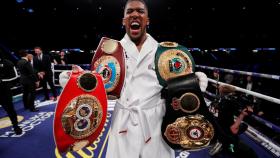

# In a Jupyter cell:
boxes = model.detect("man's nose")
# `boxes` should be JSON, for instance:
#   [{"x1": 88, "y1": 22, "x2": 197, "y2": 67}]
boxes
[{"x1": 131, "y1": 10, "x2": 140, "y2": 17}]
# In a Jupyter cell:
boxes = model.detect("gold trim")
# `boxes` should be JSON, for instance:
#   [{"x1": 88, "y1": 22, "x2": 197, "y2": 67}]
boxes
[
  {"x1": 160, "y1": 41, "x2": 178, "y2": 47},
  {"x1": 101, "y1": 39, "x2": 118, "y2": 54}
]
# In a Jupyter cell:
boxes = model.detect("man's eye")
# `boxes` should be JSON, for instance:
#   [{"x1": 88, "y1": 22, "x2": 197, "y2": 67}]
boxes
[
  {"x1": 138, "y1": 9, "x2": 145, "y2": 13},
  {"x1": 126, "y1": 9, "x2": 133, "y2": 14}
]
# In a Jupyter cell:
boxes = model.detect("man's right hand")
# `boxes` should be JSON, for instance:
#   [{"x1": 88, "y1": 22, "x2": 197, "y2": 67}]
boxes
[
  {"x1": 72, "y1": 65, "x2": 84, "y2": 73},
  {"x1": 38, "y1": 72, "x2": 45, "y2": 79},
  {"x1": 241, "y1": 106, "x2": 253, "y2": 116},
  {"x1": 35, "y1": 81, "x2": 40, "y2": 88},
  {"x1": 59, "y1": 65, "x2": 85, "y2": 88},
  {"x1": 59, "y1": 71, "x2": 71, "y2": 88}
]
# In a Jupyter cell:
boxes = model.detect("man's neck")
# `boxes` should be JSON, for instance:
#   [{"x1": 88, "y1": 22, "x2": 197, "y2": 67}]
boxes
[{"x1": 133, "y1": 34, "x2": 147, "y2": 52}]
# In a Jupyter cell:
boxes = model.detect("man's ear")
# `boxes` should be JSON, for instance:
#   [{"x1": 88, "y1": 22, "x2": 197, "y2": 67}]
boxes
[
  {"x1": 122, "y1": 18, "x2": 126, "y2": 26},
  {"x1": 147, "y1": 18, "x2": 150, "y2": 26}
]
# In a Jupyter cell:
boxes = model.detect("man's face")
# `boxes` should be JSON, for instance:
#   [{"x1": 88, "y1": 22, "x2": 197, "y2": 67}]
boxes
[
  {"x1": 34, "y1": 48, "x2": 42, "y2": 56},
  {"x1": 123, "y1": 1, "x2": 149, "y2": 42},
  {"x1": 246, "y1": 76, "x2": 252, "y2": 82},
  {"x1": 27, "y1": 54, "x2": 33, "y2": 61},
  {"x1": 60, "y1": 51, "x2": 65, "y2": 56},
  {"x1": 213, "y1": 72, "x2": 219, "y2": 78}
]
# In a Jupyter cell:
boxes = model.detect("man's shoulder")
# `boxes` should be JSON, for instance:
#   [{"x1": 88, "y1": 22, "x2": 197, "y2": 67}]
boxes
[
  {"x1": 17, "y1": 59, "x2": 26, "y2": 64},
  {"x1": 3, "y1": 59, "x2": 14, "y2": 67}
]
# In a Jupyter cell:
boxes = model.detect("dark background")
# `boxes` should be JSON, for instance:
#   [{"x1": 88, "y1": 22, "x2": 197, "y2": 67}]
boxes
[{"x1": 2, "y1": 0, "x2": 279, "y2": 50}]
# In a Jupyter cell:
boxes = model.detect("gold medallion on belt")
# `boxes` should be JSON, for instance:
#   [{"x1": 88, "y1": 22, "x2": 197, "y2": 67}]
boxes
[
  {"x1": 61, "y1": 94, "x2": 103, "y2": 139},
  {"x1": 94, "y1": 56, "x2": 121, "y2": 92},
  {"x1": 101, "y1": 39, "x2": 118, "y2": 54},
  {"x1": 164, "y1": 114, "x2": 214, "y2": 150},
  {"x1": 158, "y1": 49, "x2": 193, "y2": 81}
]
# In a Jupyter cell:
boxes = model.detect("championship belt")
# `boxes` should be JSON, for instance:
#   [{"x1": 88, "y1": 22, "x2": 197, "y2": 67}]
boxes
[
  {"x1": 161, "y1": 73, "x2": 215, "y2": 150},
  {"x1": 156, "y1": 42, "x2": 215, "y2": 150},
  {"x1": 54, "y1": 71, "x2": 107, "y2": 153},
  {"x1": 155, "y1": 41, "x2": 195, "y2": 87},
  {"x1": 91, "y1": 37, "x2": 125, "y2": 98}
]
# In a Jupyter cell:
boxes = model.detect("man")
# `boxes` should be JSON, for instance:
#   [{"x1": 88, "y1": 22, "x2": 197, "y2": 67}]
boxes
[
  {"x1": 105, "y1": 0, "x2": 209, "y2": 158},
  {"x1": 54, "y1": 50, "x2": 68, "y2": 65},
  {"x1": 214, "y1": 85, "x2": 258, "y2": 158},
  {"x1": 243, "y1": 75, "x2": 262, "y2": 93},
  {"x1": 59, "y1": 0, "x2": 208, "y2": 156},
  {"x1": 17, "y1": 50, "x2": 39, "y2": 112},
  {"x1": 33, "y1": 46, "x2": 57, "y2": 101},
  {"x1": 27, "y1": 53, "x2": 34, "y2": 66},
  {"x1": 211, "y1": 69, "x2": 220, "y2": 97},
  {"x1": 105, "y1": 0, "x2": 174, "y2": 157},
  {"x1": 0, "y1": 55, "x2": 22, "y2": 135}
]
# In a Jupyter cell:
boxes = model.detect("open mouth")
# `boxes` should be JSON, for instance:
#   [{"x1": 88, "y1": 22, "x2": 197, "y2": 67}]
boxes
[
  {"x1": 130, "y1": 21, "x2": 141, "y2": 35},
  {"x1": 130, "y1": 22, "x2": 140, "y2": 30}
]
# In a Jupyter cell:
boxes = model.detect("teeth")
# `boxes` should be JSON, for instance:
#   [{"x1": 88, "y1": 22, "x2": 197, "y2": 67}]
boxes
[{"x1": 131, "y1": 22, "x2": 140, "y2": 26}]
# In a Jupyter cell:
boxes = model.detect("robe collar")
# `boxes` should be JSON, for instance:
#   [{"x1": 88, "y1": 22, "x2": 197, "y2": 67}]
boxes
[{"x1": 120, "y1": 33, "x2": 158, "y2": 65}]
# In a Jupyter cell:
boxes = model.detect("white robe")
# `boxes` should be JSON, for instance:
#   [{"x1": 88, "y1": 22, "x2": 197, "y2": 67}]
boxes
[{"x1": 105, "y1": 34, "x2": 175, "y2": 158}]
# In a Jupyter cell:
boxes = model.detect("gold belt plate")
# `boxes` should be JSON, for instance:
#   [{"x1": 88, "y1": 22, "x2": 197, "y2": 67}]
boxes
[
  {"x1": 158, "y1": 49, "x2": 193, "y2": 81},
  {"x1": 61, "y1": 94, "x2": 103, "y2": 139},
  {"x1": 164, "y1": 114, "x2": 214, "y2": 150}
]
